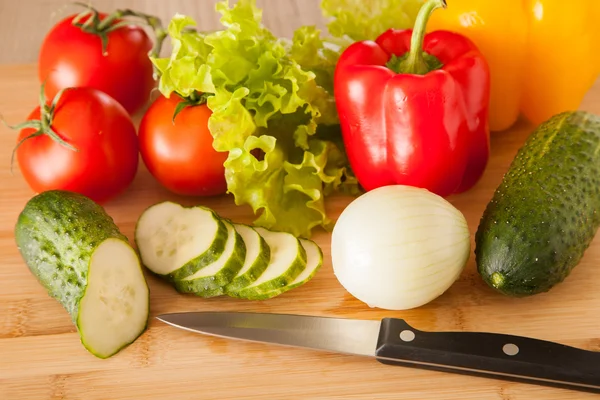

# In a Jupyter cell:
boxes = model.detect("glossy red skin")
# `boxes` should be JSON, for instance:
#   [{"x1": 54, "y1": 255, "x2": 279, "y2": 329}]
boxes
[
  {"x1": 334, "y1": 29, "x2": 490, "y2": 197},
  {"x1": 38, "y1": 14, "x2": 155, "y2": 115},
  {"x1": 138, "y1": 95, "x2": 228, "y2": 197},
  {"x1": 16, "y1": 87, "x2": 139, "y2": 204}
]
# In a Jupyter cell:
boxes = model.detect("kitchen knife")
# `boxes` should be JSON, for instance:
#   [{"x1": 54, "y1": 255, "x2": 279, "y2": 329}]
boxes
[{"x1": 156, "y1": 312, "x2": 600, "y2": 394}]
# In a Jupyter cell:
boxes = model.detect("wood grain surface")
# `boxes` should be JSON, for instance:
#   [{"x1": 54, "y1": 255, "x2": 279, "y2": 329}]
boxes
[{"x1": 0, "y1": 3, "x2": 599, "y2": 398}]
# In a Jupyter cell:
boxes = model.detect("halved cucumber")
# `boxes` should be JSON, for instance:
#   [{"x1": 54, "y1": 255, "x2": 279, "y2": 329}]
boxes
[
  {"x1": 250, "y1": 238, "x2": 323, "y2": 300},
  {"x1": 78, "y1": 238, "x2": 150, "y2": 358},
  {"x1": 14, "y1": 190, "x2": 149, "y2": 359},
  {"x1": 174, "y1": 220, "x2": 246, "y2": 298},
  {"x1": 224, "y1": 223, "x2": 271, "y2": 293},
  {"x1": 228, "y1": 228, "x2": 307, "y2": 299},
  {"x1": 134, "y1": 202, "x2": 228, "y2": 281}
]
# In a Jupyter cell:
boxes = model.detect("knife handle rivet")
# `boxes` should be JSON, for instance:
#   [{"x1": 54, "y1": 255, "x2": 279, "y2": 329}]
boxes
[
  {"x1": 399, "y1": 330, "x2": 416, "y2": 342},
  {"x1": 503, "y1": 343, "x2": 519, "y2": 356}
]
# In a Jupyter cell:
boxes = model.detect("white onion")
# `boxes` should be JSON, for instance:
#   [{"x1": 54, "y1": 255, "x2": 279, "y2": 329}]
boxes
[{"x1": 331, "y1": 185, "x2": 471, "y2": 310}]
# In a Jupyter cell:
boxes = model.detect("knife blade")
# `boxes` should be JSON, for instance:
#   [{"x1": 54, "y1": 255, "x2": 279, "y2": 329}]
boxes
[{"x1": 156, "y1": 312, "x2": 600, "y2": 394}]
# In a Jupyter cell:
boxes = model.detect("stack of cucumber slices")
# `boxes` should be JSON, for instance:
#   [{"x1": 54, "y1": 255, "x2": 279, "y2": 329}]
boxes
[{"x1": 134, "y1": 201, "x2": 323, "y2": 300}]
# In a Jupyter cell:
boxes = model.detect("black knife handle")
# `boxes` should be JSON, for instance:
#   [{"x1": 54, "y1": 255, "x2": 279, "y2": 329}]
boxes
[{"x1": 375, "y1": 318, "x2": 600, "y2": 393}]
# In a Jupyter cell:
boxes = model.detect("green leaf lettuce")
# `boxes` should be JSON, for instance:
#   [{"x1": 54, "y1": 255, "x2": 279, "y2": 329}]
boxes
[{"x1": 151, "y1": 0, "x2": 361, "y2": 238}]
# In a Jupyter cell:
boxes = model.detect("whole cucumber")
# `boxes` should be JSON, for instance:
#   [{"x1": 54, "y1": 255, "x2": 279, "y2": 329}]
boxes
[
  {"x1": 15, "y1": 190, "x2": 150, "y2": 358},
  {"x1": 475, "y1": 111, "x2": 600, "y2": 296}
]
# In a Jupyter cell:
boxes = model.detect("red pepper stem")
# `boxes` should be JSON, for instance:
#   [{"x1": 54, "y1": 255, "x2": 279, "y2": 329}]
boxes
[{"x1": 402, "y1": 0, "x2": 446, "y2": 75}]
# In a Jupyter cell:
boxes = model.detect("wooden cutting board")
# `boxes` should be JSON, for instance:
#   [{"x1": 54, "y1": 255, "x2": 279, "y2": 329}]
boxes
[{"x1": 1, "y1": 64, "x2": 599, "y2": 400}]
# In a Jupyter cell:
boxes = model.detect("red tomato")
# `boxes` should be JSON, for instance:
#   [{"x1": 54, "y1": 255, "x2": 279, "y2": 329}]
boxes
[
  {"x1": 16, "y1": 87, "x2": 139, "y2": 204},
  {"x1": 38, "y1": 13, "x2": 155, "y2": 115},
  {"x1": 138, "y1": 95, "x2": 228, "y2": 197}
]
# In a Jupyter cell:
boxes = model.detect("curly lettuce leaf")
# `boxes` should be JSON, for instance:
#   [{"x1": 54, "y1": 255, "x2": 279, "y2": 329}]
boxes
[
  {"x1": 321, "y1": 0, "x2": 423, "y2": 42},
  {"x1": 289, "y1": 26, "x2": 342, "y2": 95},
  {"x1": 224, "y1": 133, "x2": 358, "y2": 236},
  {"x1": 152, "y1": 0, "x2": 358, "y2": 238},
  {"x1": 151, "y1": 14, "x2": 214, "y2": 97}
]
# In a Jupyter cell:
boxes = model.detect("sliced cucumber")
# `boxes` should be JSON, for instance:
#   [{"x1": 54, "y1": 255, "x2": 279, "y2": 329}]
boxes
[
  {"x1": 224, "y1": 223, "x2": 271, "y2": 293},
  {"x1": 78, "y1": 238, "x2": 150, "y2": 358},
  {"x1": 134, "y1": 202, "x2": 228, "y2": 281},
  {"x1": 250, "y1": 238, "x2": 323, "y2": 300},
  {"x1": 14, "y1": 190, "x2": 149, "y2": 359},
  {"x1": 175, "y1": 220, "x2": 246, "y2": 298},
  {"x1": 229, "y1": 227, "x2": 307, "y2": 299},
  {"x1": 132, "y1": 199, "x2": 324, "y2": 302}
]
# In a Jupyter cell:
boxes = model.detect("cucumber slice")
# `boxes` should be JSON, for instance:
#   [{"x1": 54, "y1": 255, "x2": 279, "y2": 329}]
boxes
[
  {"x1": 78, "y1": 238, "x2": 150, "y2": 358},
  {"x1": 134, "y1": 202, "x2": 228, "y2": 281},
  {"x1": 14, "y1": 190, "x2": 149, "y2": 359},
  {"x1": 175, "y1": 220, "x2": 246, "y2": 298},
  {"x1": 250, "y1": 238, "x2": 323, "y2": 300},
  {"x1": 225, "y1": 224, "x2": 271, "y2": 293},
  {"x1": 229, "y1": 227, "x2": 307, "y2": 299}
]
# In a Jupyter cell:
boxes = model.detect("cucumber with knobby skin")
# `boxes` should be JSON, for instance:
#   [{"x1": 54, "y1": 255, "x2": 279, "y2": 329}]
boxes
[
  {"x1": 14, "y1": 190, "x2": 149, "y2": 359},
  {"x1": 476, "y1": 111, "x2": 600, "y2": 296}
]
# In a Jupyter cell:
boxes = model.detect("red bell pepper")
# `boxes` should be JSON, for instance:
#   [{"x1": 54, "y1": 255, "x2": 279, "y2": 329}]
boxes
[{"x1": 334, "y1": 0, "x2": 491, "y2": 197}]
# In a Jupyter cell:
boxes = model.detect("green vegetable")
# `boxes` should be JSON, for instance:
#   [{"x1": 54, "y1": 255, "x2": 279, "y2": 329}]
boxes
[
  {"x1": 475, "y1": 111, "x2": 600, "y2": 297},
  {"x1": 14, "y1": 190, "x2": 149, "y2": 359},
  {"x1": 134, "y1": 201, "x2": 228, "y2": 281},
  {"x1": 321, "y1": 0, "x2": 423, "y2": 42},
  {"x1": 134, "y1": 200, "x2": 323, "y2": 300},
  {"x1": 227, "y1": 227, "x2": 308, "y2": 299},
  {"x1": 224, "y1": 223, "x2": 271, "y2": 293},
  {"x1": 151, "y1": 0, "x2": 419, "y2": 238},
  {"x1": 250, "y1": 238, "x2": 323, "y2": 300},
  {"x1": 175, "y1": 220, "x2": 246, "y2": 297}
]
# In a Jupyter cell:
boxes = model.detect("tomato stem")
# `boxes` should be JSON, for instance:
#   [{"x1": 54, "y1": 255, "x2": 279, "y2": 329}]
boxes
[
  {"x1": 9, "y1": 132, "x2": 39, "y2": 175},
  {"x1": 5, "y1": 83, "x2": 78, "y2": 174},
  {"x1": 99, "y1": 9, "x2": 167, "y2": 64},
  {"x1": 72, "y1": 3, "x2": 167, "y2": 78},
  {"x1": 172, "y1": 92, "x2": 214, "y2": 123},
  {"x1": 72, "y1": 7, "x2": 100, "y2": 31}
]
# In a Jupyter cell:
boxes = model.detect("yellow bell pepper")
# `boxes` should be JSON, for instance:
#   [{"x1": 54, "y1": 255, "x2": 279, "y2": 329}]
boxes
[{"x1": 427, "y1": 0, "x2": 600, "y2": 131}]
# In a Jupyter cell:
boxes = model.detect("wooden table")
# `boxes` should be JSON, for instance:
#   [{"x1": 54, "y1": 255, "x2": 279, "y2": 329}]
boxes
[{"x1": 1, "y1": 62, "x2": 600, "y2": 399}]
